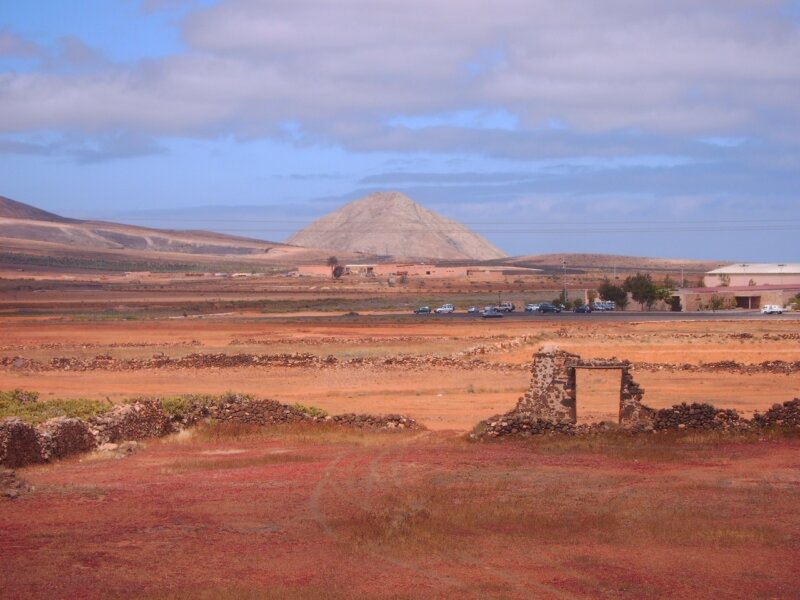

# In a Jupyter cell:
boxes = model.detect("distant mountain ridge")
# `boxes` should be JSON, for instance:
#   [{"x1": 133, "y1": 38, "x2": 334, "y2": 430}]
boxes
[
  {"x1": 0, "y1": 195, "x2": 337, "y2": 268},
  {"x1": 0, "y1": 196, "x2": 76, "y2": 223},
  {"x1": 287, "y1": 191, "x2": 508, "y2": 261}
]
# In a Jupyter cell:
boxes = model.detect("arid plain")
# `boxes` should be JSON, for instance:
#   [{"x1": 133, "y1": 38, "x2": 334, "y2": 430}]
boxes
[{"x1": 2, "y1": 275, "x2": 800, "y2": 599}]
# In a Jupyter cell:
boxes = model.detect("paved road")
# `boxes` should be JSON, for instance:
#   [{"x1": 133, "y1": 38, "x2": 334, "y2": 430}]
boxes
[{"x1": 414, "y1": 310, "x2": 800, "y2": 322}]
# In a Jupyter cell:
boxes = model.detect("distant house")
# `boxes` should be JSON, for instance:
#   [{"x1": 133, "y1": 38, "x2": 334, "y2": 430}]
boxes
[
  {"x1": 704, "y1": 263, "x2": 800, "y2": 288},
  {"x1": 671, "y1": 263, "x2": 800, "y2": 310}
]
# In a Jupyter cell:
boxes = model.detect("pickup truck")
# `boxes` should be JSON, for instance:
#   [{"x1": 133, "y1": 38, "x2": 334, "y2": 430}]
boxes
[{"x1": 761, "y1": 304, "x2": 784, "y2": 314}]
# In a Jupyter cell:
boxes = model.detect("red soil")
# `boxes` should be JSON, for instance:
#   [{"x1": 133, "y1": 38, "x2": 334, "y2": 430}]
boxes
[{"x1": 3, "y1": 427, "x2": 799, "y2": 599}]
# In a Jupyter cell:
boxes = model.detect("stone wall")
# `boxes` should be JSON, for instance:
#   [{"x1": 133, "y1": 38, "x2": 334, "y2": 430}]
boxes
[
  {"x1": 515, "y1": 349, "x2": 581, "y2": 423},
  {"x1": 652, "y1": 403, "x2": 742, "y2": 431},
  {"x1": 89, "y1": 400, "x2": 173, "y2": 444},
  {"x1": 1, "y1": 395, "x2": 424, "y2": 469},
  {"x1": 752, "y1": 399, "x2": 800, "y2": 428},
  {"x1": 38, "y1": 418, "x2": 97, "y2": 461},
  {"x1": 0, "y1": 419, "x2": 44, "y2": 468},
  {"x1": 514, "y1": 348, "x2": 653, "y2": 427}
]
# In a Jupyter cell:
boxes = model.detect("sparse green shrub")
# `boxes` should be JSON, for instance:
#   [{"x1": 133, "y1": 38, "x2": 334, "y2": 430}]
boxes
[
  {"x1": 0, "y1": 389, "x2": 39, "y2": 404},
  {"x1": 292, "y1": 403, "x2": 329, "y2": 418},
  {"x1": 0, "y1": 391, "x2": 108, "y2": 425}
]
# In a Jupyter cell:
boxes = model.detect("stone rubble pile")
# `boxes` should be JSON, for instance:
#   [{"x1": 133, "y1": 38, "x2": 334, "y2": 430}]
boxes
[
  {"x1": 330, "y1": 413, "x2": 422, "y2": 430},
  {"x1": 652, "y1": 403, "x2": 743, "y2": 431},
  {"x1": 752, "y1": 399, "x2": 800, "y2": 428},
  {"x1": 1, "y1": 468, "x2": 30, "y2": 500},
  {"x1": 1, "y1": 395, "x2": 424, "y2": 469}
]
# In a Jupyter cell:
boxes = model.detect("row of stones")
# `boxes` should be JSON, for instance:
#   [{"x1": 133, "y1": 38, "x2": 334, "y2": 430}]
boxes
[
  {"x1": 1, "y1": 353, "x2": 526, "y2": 372},
  {"x1": 472, "y1": 399, "x2": 800, "y2": 439},
  {"x1": 0, "y1": 396, "x2": 423, "y2": 470}
]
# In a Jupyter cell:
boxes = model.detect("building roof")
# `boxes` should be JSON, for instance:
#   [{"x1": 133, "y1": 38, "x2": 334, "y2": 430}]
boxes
[
  {"x1": 682, "y1": 284, "x2": 800, "y2": 293},
  {"x1": 708, "y1": 263, "x2": 800, "y2": 275}
]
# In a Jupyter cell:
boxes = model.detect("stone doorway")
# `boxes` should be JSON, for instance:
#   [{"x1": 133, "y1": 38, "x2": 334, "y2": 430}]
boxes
[
  {"x1": 575, "y1": 367, "x2": 627, "y2": 424},
  {"x1": 515, "y1": 348, "x2": 654, "y2": 427}
]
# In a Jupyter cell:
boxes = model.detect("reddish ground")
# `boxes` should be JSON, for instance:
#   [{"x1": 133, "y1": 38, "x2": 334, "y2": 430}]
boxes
[
  {"x1": 3, "y1": 426, "x2": 799, "y2": 599},
  {"x1": 2, "y1": 316, "x2": 799, "y2": 426}
]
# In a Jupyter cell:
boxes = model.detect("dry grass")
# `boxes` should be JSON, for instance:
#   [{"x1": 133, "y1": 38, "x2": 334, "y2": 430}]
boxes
[
  {"x1": 172, "y1": 420, "x2": 420, "y2": 448},
  {"x1": 337, "y1": 462, "x2": 798, "y2": 556}
]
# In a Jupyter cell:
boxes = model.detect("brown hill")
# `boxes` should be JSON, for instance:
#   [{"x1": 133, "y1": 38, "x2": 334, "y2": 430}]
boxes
[
  {"x1": 0, "y1": 196, "x2": 75, "y2": 223},
  {"x1": 286, "y1": 191, "x2": 508, "y2": 261},
  {"x1": 0, "y1": 196, "x2": 354, "y2": 271},
  {"x1": 505, "y1": 253, "x2": 725, "y2": 274}
]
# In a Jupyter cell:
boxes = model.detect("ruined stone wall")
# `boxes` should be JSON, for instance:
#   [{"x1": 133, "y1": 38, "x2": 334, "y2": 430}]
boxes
[
  {"x1": 619, "y1": 370, "x2": 654, "y2": 428},
  {"x1": 89, "y1": 400, "x2": 173, "y2": 444},
  {"x1": 0, "y1": 419, "x2": 44, "y2": 468},
  {"x1": 514, "y1": 349, "x2": 653, "y2": 427},
  {"x1": 752, "y1": 399, "x2": 800, "y2": 428},
  {"x1": 38, "y1": 418, "x2": 97, "y2": 461},
  {"x1": 515, "y1": 349, "x2": 580, "y2": 423},
  {"x1": 1, "y1": 396, "x2": 424, "y2": 469}
]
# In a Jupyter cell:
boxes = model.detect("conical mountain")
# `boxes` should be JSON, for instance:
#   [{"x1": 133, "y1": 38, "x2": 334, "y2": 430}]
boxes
[{"x1": 287, "y1": 191, "x2": 507, "y2": 260}]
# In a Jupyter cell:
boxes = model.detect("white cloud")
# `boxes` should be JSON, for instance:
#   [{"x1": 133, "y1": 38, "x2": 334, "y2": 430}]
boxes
[{"x1": 0, "y1": 0, "x2": 798, "y2": 151}]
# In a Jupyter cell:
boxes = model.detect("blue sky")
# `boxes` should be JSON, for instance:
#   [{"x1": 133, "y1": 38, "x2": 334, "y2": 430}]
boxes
[{"x1": 1, "y1": 0, "x2": 799, "y2": 260}]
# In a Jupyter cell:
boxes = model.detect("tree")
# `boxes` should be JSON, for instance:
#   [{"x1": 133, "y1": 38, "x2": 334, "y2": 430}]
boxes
[
  {"x1": 598, "y1": 279, "x2": 628, "y2": 310},
  {"x1": 623, "y1": 272, "x2": 658, "y2": 311},
  {"x1": 327, "y1": 256, "x2": 341, "y2": 279}
]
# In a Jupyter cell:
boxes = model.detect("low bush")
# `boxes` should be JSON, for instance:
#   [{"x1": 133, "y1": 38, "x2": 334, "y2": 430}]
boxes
[
  {"x1": 292, "y1": 403, "x2": 329, "y2": 418},
  {"x1": 0, "y1": 390, "x2": 108, "y2": 425}
]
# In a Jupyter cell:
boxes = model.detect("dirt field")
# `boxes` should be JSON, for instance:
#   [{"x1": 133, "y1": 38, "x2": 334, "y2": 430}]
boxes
[
  {"x1": 3, "y1": 425, "x2": 799, "y2": 599},
  {"x1": 3, "y1": 295, "x2": 800, "y2": 598},
  {"x1": 2, "y1": 315, "x2": 799, "y2": 427}
]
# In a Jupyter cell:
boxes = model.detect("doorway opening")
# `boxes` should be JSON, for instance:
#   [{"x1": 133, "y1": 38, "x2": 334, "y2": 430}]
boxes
[{"x1": 575, "y1": 368, "x2": 623, "y2": 424}]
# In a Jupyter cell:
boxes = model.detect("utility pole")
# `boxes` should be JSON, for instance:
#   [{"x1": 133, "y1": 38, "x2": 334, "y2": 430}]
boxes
[
  {"x1": 681, "y1": 265, "x2": 685, "y2": 288},
  {"x1": 562, "y1": 258, "x2": 567, "y2": 304}
]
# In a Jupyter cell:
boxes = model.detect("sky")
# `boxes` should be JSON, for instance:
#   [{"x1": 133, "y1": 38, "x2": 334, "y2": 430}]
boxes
[{"x1": 1, "y1": 0, "x2": 799, "y2": 261}]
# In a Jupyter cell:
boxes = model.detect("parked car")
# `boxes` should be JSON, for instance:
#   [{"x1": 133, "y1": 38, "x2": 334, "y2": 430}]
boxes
[
  {"x1": 414, "y1": 306, "x2": 432, "y2": 314},
  {"x1": 467, "y1": 305, "x2": 480, "y2": 314},
  {"x1": 481, "y1": 307, "x2": 504, "y2": 318},
  {"x1": 537, "y1": 302, "x2": 561, "y2": 313},
  {"x1": 435, "y1": 303, "x2": 455, "y2": 314},
  {"x1": 524, "y1": 303, "x2": 540, "y2": 312},
  {"x1": 573, "y1": 305, "x2": 592, "y2": 313},
  {"x1": 761, "y1": 304, "x2": 784, "y2": 314},
  {"x1": 592, "y1": 301, "x2": 616, "y2": 311},
  {"x1": 497, "y1": 302, "x2": 515, "y2": 313}
]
